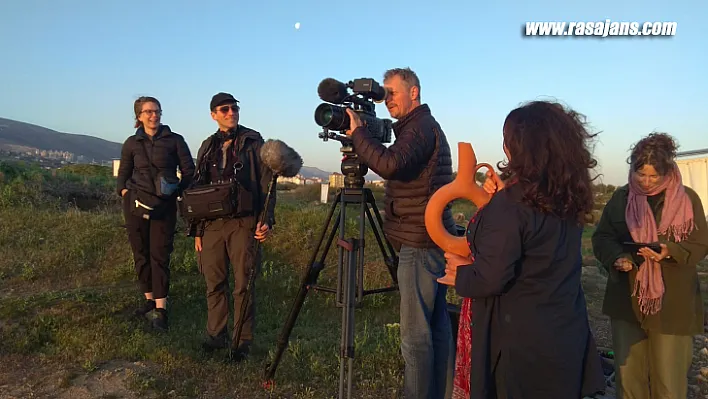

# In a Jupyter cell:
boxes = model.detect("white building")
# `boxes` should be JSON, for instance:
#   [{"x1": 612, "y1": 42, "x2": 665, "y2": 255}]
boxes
[
  {"x1": 277, "y1": 174, "x2": 322, "y2": 185},
  {"x1": 676, "y1": 148, "x2": 708, "y2": 221}
]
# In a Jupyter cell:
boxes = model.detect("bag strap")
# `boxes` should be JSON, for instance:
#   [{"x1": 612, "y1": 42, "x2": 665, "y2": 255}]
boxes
[{"x1": 231, "y1": 136, "x2": 244, "y2": 174}]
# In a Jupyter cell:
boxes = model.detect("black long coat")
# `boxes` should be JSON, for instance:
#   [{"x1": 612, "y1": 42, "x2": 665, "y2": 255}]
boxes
[{"x1": 454, "y1": 184, "x2": 606, "y2": 398}]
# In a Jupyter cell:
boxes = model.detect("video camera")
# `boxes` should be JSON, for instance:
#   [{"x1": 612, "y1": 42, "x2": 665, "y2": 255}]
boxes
[
  {"x1": 314, "y1": 77, "x2": 394, "y2": 188},
  {"x1": 314, "y1": 77, "x2": 393, "y2": 147}
]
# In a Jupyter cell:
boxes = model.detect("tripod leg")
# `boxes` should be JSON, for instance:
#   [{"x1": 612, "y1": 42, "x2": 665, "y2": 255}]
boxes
[
  {"x1": 338, "y1": 238, "x2": 358, "y2": 399},
  {"x1": 363, "y1": 190, "x2": 399, "y2": 284},
  {"x1": 366, "y1": 190, "x2": 398, "y2": 258},
  {"x1": 357, "y1": 190, "x2": 366, "y2": 304},
  {"x1": 263, "y1": 191, "x2": 342, "y2": 380},
  {"x1": 336, "y1": 188, "x2": 347, "y2": 306}
]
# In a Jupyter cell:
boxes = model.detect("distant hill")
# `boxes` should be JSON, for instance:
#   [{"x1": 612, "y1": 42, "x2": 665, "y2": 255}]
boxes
[
  {"x1": 0, "y1": 117, "x2": 122, "y2": 162},
  {"x1": 299, "y1": 166, "x2": 332, "y2": 180},
  {"x1": 0, "y1": 117, "x2": 359, "y2": 178},
  {"x1": 300, "y1": 165, "x2": 382, "y2": 181}
]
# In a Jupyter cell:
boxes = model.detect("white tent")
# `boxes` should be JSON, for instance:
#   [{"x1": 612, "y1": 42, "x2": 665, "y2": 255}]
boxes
[{"x1": 676, "y1": 148, "x2": 708, "y2": 221}]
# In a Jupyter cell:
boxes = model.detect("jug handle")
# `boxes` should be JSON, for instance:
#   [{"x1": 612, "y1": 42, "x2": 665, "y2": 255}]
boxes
[{"x1": 424, "y1": 142, "x2": 494, "y2": 257}]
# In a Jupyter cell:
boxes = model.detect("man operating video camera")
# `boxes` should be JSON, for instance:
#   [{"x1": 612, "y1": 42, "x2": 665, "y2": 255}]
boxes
[{"x1": 344, "y1": 67, "x2": 456, "y2": 399}]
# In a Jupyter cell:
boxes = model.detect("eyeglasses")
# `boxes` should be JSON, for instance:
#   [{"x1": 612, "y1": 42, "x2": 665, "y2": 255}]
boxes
[
  {"x1": 217, "y1": 104, "x2": 239, "y2": 114},
  {"x1": 141, "y1": 110, "x2": 162, "y2": 116}
]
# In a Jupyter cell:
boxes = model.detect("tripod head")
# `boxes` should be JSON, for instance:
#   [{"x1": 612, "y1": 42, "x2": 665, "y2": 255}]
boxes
[
  {"x1": 318, "y1": 128, "x2": 369, "y2": 190},
  {"x1": 339, "y1": 145, "x2": 368, "y2": 189}
]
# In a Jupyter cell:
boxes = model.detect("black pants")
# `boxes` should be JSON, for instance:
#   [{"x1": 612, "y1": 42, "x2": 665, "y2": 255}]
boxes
[{"x1": 123, "y1": 192, "x2": 177, "y2": 300}]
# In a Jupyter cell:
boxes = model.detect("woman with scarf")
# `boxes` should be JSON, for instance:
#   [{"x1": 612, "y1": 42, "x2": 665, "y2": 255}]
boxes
[
  {"x1": 116, "y1": 96, "x2": 195, "y2": 331},
  {"x1": 444, "y1": 100, "x2": 606, "y2": 398},
  {"x1": 592, "y1": 132, "x2": 708, "y2": 398}
]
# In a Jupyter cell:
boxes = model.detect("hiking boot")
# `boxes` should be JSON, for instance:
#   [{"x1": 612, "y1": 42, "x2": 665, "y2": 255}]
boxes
[
  {"x1": 229, "y1": 341, "x2": 251, "y2": 362},
  {"x1": 201, "y1": 332, "x2": 228, "y2": 352},
  {"x1": 151, "y1": 308, "x2": 168, "y2": 332},
  {"x1": 133, "y1": 299, "x2": 156, "y2": 318}
]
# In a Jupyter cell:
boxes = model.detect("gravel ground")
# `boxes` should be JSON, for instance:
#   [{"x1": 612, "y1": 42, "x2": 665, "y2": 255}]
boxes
[{"x1": 582, "y1": 264, "x2": 708, "y2": 399}]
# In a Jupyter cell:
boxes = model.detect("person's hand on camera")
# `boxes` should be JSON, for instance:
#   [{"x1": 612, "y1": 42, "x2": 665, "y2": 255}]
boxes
[
  {"x1": 638, "y1": 243, "x2": 669, "y2": 262},
  {"x1": 254, "y1": 222, "x2": 271, "y2": 242},
  {"x1": 613, "y1": 257, "x2": 633, "y2": 272},
  {"x1": 482, "y1": 170, "x2": 504, "y2": 195},
  {"x1": 345, "y1": 108, "x2": 365, "y2": 136},
  {"x1": 195, "y1": 237, "x2": 202, "y2": 252}
]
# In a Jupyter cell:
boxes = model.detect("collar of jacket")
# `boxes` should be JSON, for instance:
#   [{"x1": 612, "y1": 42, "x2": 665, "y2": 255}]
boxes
[
  {"x1": 135, "y1": 124, "x2": 172, "y2": 141},
  {"x1": 212, "y1": 124, "x2": 261, "y2": 143},
  {"x1": 391, "y1": 104, "x2": 431, "y2": 133}
]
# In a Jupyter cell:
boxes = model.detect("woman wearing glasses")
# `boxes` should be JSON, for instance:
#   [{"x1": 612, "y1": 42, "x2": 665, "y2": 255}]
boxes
[{"x1": 116, "y1": 96, "x2": 195, "y2": 331}]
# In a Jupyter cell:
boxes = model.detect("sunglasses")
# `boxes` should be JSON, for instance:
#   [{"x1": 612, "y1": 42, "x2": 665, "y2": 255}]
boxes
[{"x1": 216, "y1": 104, "x2": 239, "y2": 114}]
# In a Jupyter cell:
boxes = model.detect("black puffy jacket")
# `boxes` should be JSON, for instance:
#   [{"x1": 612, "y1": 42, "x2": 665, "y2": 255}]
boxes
[
  {"x1": 116, "y1": 125, "x2": 195, "y2": 197},
  {"x1": 351, "y1": 104, "x2": 456, "y2": 249}
]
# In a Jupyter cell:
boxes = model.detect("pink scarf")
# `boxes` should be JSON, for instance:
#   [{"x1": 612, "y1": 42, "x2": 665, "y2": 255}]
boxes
[{"x1": 625, "y1": 162, "x2": 694, "y2": 315}]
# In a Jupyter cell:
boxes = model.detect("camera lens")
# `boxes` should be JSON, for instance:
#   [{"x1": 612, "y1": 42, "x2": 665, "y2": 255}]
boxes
[{"x1": 314, "y1": 103, "x2": 349, "y2": 131}]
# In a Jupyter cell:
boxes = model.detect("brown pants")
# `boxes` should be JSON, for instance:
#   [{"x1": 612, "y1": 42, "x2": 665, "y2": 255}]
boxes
[
  {"x1": 611, "y1": 318, "x2": 693, "y2": 399},
  {"x1": 198, "y1": 216, "x2": 260, "y2": 346}
]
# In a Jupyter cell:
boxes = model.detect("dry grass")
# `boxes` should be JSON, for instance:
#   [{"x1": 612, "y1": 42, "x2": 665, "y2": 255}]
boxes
[{"x1": 1, "y1": 161, "x2": 707, "y2": 398}]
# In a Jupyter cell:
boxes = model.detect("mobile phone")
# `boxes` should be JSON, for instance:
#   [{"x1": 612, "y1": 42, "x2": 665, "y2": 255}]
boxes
[{"x1": 622, "y1": 241, "x2": 662, "y2": 253}]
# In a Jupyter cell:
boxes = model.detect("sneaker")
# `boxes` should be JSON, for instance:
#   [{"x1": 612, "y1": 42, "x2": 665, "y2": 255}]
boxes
[
  {"x1": 201, "y1": 332, "x2": 228, "y2": 352},
  {"x1": 133, "y1": 299, "x2": 156, "y2": 318},
  {"x1": 151, "y1": 308, "x2": 168, "y2": 332}
]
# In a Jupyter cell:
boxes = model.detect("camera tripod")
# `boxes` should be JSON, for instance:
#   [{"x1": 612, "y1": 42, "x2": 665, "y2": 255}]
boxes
[{"x1": 263, "y1": 158, "x2": 399, "y2": 399}]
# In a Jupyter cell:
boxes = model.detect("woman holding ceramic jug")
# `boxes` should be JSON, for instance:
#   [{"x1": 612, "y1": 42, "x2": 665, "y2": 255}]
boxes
[{"x1": 441, "y1": 100, "x2": 605, "y2": 398}]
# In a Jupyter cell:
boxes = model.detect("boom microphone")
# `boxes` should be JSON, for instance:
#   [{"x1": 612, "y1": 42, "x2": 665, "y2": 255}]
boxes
[
  {"x1": 260, "y1": 139, "x2": 304, "y2": 178},
  {"x1": 233, "y1": 138, "x2": 302, "y2": 350},
  {"x1": 317, "y1": 78, "x2": 349, "y2": 104}
]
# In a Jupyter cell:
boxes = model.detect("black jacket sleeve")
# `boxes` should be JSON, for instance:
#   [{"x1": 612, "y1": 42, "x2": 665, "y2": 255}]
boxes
[
  {"x1": 591, "y1": 190, "x2": 633, "y2": 272},
  {"x1": 454, "y1": 196, "x2": 523, "y2": 298},
  {"x1": 116, "y1": 137, "x2": 134, "y2": 196},
  {"x1": 350, "y1": 124, "x2": 434, "y2": 180},
  {"x1": 175, "y1": 135, "x2": 195, "y2": 193}
]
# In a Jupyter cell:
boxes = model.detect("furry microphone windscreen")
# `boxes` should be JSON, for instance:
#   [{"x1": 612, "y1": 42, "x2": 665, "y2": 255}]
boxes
[{"x1": 260, "y1": 139, "x2": 303, "y2": 178}]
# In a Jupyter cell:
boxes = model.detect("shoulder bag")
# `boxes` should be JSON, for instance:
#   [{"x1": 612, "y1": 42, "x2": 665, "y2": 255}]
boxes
[{"x1": 178, "y1": 140, "x2": 240, "y2": 222}]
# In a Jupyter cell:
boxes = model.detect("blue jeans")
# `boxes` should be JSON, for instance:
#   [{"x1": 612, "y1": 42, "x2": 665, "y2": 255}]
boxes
[{"x1": 398, "y1": 244, "x2": 454, "y2": 399}]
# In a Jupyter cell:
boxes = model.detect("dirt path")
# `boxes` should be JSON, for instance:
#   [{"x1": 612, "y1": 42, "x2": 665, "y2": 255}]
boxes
[
  {"x1": 0, "y1": 355, "x2": 165, "y2": 399},
  {"x1": 0, "y1": 354, "x2": 166, "y2": 399}
]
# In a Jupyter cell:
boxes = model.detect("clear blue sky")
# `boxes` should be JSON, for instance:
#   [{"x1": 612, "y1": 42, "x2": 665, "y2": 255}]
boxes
[{"x1": 1, "y1": 0, "x2": 705, "y2": 185}]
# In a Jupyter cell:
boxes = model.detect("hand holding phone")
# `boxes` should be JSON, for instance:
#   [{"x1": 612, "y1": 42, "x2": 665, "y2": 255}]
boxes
[
  {"x1": 623, "y1": 241, "x2": 670, "y2": 262},
  {"x1": 622, "y1": 241, "x2": 662, "y2": 253}
]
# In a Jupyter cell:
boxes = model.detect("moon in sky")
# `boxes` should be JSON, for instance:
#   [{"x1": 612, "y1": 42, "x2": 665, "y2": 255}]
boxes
[{"x1": 295, "y1": 22, "x2": 301, "y2": 30}]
